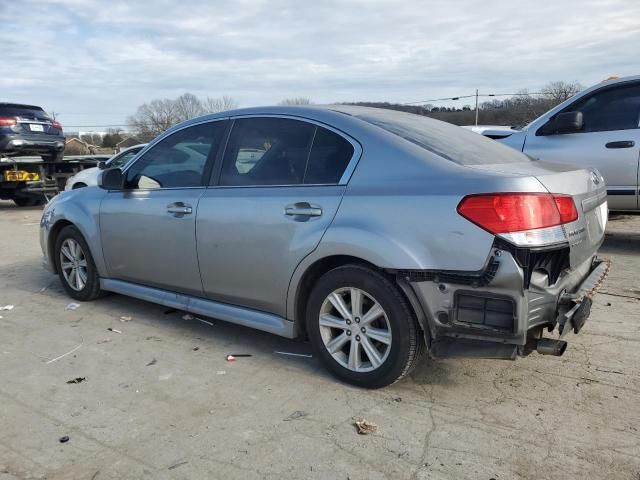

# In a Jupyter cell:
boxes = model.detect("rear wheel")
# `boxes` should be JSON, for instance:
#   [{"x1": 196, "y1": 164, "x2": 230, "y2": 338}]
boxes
[
  {"x1": 54, "y1": 225, "x2": 103, "y2": 301},
  {"x1": 306, "y1": 264, "x2": 424, "y2": 388}
]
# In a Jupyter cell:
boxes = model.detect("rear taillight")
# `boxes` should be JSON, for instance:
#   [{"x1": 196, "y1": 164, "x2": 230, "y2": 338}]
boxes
[
  {"x1": 457, "y1": 193, "x2": 578, "y2": 235},
  {"x1": 51, "y1": 120, "x2": 62, "y2": 130},
  {"x1": 0, "y1": 116, "x2": 17, "y2": 127}
]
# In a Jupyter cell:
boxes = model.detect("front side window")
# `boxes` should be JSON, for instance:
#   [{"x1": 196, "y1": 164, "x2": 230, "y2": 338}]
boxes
[
  {"x1": 125, "y1": 122, "x2": 224, "y2": 189},
  {"x1": 109, "y1": 147, "x2": 143, "y2": 169},
  {"x1": 220, "y1": 118, "x2": 315, "y2": 186},
  {"x1": 560, "y1": 83, "x2": 640, "y2": 133}
]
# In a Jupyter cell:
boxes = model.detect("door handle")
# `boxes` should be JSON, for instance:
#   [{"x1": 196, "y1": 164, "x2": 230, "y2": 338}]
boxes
[
  {"x1": 605, "y1": 140, "x2": 635, "y2": 149},
  {"x1": 284, "y1": 202, "x2": 322, "y2": 220},
  {"x1": 167, "y1": 202, "x2": 192, "y2": 216}
]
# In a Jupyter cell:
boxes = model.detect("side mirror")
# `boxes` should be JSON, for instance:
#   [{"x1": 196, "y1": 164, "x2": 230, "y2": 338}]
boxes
[
  {"x1": 97, "y1": 161, "x2": 107, "y2": 169},
  {"x1": 541, "y1": 111, "x2": 584, "y2": 135},
  {"x1": 98, "y1": 168, "x2": 124, "y2": 190}
]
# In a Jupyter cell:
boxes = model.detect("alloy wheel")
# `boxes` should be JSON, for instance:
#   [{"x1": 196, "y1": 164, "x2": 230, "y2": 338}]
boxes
[
  {"x1": 59, "y1": 238, "x2": 88, "y2": 291},
  {"x1": 319, "y1": 287, "x2": 392, "y2": 372}
]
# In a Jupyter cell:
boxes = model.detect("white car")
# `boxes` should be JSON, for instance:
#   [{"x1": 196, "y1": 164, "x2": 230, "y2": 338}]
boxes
[{"x1": 65, "y1": 144, "x2": 146, "y2": 190}]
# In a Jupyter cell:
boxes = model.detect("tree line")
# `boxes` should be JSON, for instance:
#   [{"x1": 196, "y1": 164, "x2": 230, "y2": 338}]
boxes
[{"x1": 125, "y1": 81, "x2": 584, "y2": 140}]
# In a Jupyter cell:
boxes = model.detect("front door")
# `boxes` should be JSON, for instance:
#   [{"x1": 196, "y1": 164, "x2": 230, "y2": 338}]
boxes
[
  {"x1": 196, "y1": 116, "x2": 359, "y2": 317},
  {"x1": 523, "y1": 82, "x2": 640, "y2": 210},
  {"x1": 100, "y1": 120, "x2": 227, "y2": 296}
]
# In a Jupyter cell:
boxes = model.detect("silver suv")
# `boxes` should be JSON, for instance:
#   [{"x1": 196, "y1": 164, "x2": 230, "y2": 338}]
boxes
[{"x1": 40, "y1": 106, "x2": 608, "y2": 388}]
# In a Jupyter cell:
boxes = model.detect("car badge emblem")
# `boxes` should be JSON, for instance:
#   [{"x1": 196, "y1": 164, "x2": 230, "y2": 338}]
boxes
[{"x1": 590, "y1": 171, "x2": 600, "y2": 185}]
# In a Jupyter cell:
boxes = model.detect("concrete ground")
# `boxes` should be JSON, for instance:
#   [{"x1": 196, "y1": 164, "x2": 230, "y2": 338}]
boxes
[{"x1": 0, "y1": 200, "x2": 638, "y2": 480}]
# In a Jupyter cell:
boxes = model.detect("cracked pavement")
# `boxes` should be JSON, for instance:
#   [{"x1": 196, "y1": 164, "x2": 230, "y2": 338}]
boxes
[{"x1": 0, "y1": 202, "x2": 639, "y2": 480}]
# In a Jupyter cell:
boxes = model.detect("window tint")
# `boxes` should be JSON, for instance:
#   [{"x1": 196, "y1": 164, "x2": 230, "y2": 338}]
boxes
[
  {"x1": 0, "y1": 105, "x2": 48, "y2": 119},
  {"x1": 220, "y1": 118, "x2": 315, "y2": 186},
  {"x1": 356, "y1": 108, "x2": 529, "y2": 165},
  {"x1": 125, "y1": 122, "x2": 224, "y2": 189},
  {"x1": 560, "y1": 83, "x2": 640, "y2": 133},
  {"x1": 305, "y1": 127, "x2": 354, "y2": 184}
]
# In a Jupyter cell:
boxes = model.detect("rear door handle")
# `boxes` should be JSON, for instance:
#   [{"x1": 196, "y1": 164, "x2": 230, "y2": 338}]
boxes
[
  {"x1": 605, "y1": 140, "x2": 635, "y2": 149},
  {"x1": 284, "y1": 202, "x2": 322, "y2": 220},
  {"x1": 167, "y1": 202, "x2": 192, "y2": 217}
]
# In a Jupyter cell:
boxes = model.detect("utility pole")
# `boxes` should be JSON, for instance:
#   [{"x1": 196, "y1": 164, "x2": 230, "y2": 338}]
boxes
[{"x1": 474, "y1": 89, "x2": 479, "y2": 126}]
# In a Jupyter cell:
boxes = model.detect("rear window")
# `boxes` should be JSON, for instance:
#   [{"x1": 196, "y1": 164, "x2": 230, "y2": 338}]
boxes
[
  {"x1": 0, "y1": 104, "x2": 48, "y2": 119},
  {"x1": 355, "y1": 109, "x2": 529, "y2": 165}
]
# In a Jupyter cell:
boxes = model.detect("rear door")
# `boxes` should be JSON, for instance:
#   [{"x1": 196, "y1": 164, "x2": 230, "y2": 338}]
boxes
[
  {"x1": 522, "y1": 82, "x2": 640, "y2": 210},
  {"x1": 196, "y1": 116, "x2": 360, "y2": 317},
  {"x1": 100, "y1": 120, "x2": 227, "y2": 296}
]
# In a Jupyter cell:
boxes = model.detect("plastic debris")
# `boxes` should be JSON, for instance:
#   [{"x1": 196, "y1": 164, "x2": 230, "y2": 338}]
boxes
[
  {"x1": 65, "y1": 303, "x2": 80, "y2": 310},
  {"x1": 146, "y1": 359, "x2": 157, "y2": 366},
  {"x1": 66, "y1": 377, "x2": 86, "y2": 384},
  {"x1": 274, "y1": 351, "x2": 313, "y2": 358},
  {"x1": 226, "y1": 355, "x2": 236, "y2": 362},
  {"x1": 45, "y1": 338, "x2": 83, "y2": 364},
  {"x1": 97, "y1": 338, "x2": 111, "y2": 344},
  {"x1": 354, "y1": 418, "x2": 378, "y2": 435},
  {"x1": 0, "y1": 305, "x2": 14, "y2": 311},
  {"x1": 107, "y1": 328, "x2": 122, "y2": 334},
  {"x1": 119, "y1": 315, "x2": 132, "y2": 323},
  {"x1": 196, "y1": 318, "x2": 215, "y2": 326},
  {"x1": 216, "y1": 370, "x2": 226, "y2": 375},
  {"x1": 182, "y1": 314, "x2": 194, "y2": 321},
  {"x1": 59, "y1": 435, "x2": 69, "y2": 443}
]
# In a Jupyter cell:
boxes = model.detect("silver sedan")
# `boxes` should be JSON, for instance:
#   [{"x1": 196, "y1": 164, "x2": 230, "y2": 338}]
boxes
[{"x1": 40, "y1": 106, "x2": 609, "y2": 388}]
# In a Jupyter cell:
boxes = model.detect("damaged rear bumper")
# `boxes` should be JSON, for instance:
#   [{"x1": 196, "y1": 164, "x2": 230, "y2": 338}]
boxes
[{"x1": 404, "y1": 247, "x2": 610, "y2": 360}]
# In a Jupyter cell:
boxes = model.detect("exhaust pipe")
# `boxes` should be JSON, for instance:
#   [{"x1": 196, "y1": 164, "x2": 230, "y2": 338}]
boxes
[{"x1": 536, "y1": 338, "x2": 567, "y2": 356}]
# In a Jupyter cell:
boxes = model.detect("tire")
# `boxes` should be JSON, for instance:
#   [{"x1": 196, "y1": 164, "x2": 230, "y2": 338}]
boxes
[
  {"x1": 54, "y1": 225, "x2": 103, "y2": 301},
  {"x1": 42, "y1": 151, "x2": 64, "y2": 162},
  {"x1": 13, "y1": 195, "x2": 44, "y2": 207},
  {"x1": 72, "y1": 182, "x2": 87, "y2": 189},
  {"x1": 306, "y1": 264, "x2": 424, "y2": 388}
]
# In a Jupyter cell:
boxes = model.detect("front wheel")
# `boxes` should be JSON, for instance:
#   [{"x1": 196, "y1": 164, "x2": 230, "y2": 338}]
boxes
[
  {"x1": 54, "y1": 225, "x2": 103, "y2": 301},
  {"x1": 306, "y1": 265, "x2": 424, "y2": 388}
]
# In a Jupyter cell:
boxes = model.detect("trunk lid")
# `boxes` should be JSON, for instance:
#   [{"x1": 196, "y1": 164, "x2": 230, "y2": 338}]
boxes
[{"x1": 468, "y1": 160, "x2": 607, "y2": 267}]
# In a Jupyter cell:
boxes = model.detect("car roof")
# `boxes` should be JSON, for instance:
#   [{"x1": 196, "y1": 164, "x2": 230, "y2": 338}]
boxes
[{"x1": 0, "y1": 102, "x2": 44, "y2": 110}]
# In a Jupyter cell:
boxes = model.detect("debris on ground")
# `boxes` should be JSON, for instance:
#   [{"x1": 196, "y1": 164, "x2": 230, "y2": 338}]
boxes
[
  {"x1": 59, "y1": 435, "x2": 70, "y2": 443},
  {"x1": 107, "y1": 328, "x2": 122, "y2": 334},
  {"x1": 392, "y1": 396, "x2": 403, "y2": 403},
  {"x1": 182, "y1": 314, "x2": 194, "y2": 321},
  {"x1": 195, "y1": 318, "x2": 215, "y2": 326},
  {"x1": 216, "y1": 370, "x2": 226, "y2": 375},
  {"x1": 66, "y1": 377, "x2": 86, "y2": 384},
  {"x1": 119, "y1": 315, "x2": 132, "y2": 323},
  {"x1": 226, "y1": 355, "x2": 236, "y2": 362},
  {"x1": 192, "y1": 347, "x2": 200, "y2": 351},
  {"x1": 168, "y1": 460, "x2": 188, "y2": 470},
  {"x1": 274, "y1": 351, "x2": 313, "y2": 358},
  {"x1": 97, "y1": 338, "x2": 111, "y2": 344},
  {"x1": 0, "y1": 305, "x2": 14, "y2": 311},
  {"x1": 230, "y1": 354, "x2": 252, "y2": 357},
  {"x1": 65, "y1": 303, "x2": 80, "y2": 310},
  {"x1": 45, "y1": 339, "x2": 83, "y2": 364},
  {"x1": 284, "y1": 410, "x2": 308, "y2": 421},
  {"x1": 354, "y1": 418, "x2": 378, "y2": 435},
  {"x1": 146, "y1": 359, "x2": 157, "y2": 366}
]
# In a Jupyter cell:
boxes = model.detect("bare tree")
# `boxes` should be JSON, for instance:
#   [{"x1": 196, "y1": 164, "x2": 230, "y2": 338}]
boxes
[
  {"x1": 128, "y1": 93, "x2": 239, "y2": 141},
  {"x1": 202, "y1": 95, "x2": 238, "y2": 113},
  {"x1": 278, "y1": 97, "x2": 313, "y2": 105},
  {"x1": 541, "y1": 81, "x2": 584, "y2": 104}
]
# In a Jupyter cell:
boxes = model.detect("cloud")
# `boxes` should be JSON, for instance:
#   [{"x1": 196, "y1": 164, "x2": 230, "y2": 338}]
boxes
[{"x1": 1, "y1": 0, "x2": 638, "y2": 129}]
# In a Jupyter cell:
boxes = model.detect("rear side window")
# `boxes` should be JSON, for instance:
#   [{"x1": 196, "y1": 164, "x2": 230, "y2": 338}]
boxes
[
  {"x1": 220, "y1": 118, "x2": 315, "y2": 186},
  {"x1": 357, "y1": 109, "x2": 529, "y2": 165},
  {"x1": 560, "y1": 83, "x2": 640, "y2": 133},
  {"x1": 305, "y1": 127, "x2": 354, "y2": 184}
]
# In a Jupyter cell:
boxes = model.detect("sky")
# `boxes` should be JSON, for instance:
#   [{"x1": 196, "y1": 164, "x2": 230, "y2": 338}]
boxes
[{"x1": 2, "y1": 0, "x2": 639, "y2": 131}]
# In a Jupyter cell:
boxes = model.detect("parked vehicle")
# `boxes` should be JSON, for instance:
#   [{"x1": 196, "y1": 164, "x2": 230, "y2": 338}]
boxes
[
  {"x1": 65, "y1": 144, "x2": 146, "y2": 190},
  {"x1": 40, "y1": 106, "x2": 608, "y2": 388},
  {"x1": 483, "y1": 76, "x2": 640, "y2": 211},
  {"x1": 0, "y1": 103, "x2": 64, "y2": 162}
]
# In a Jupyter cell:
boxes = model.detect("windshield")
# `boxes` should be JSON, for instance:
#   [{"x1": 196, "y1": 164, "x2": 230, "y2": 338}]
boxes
[{"x1": 354, "y1": 108, "x2": 530, "y2": 165}]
